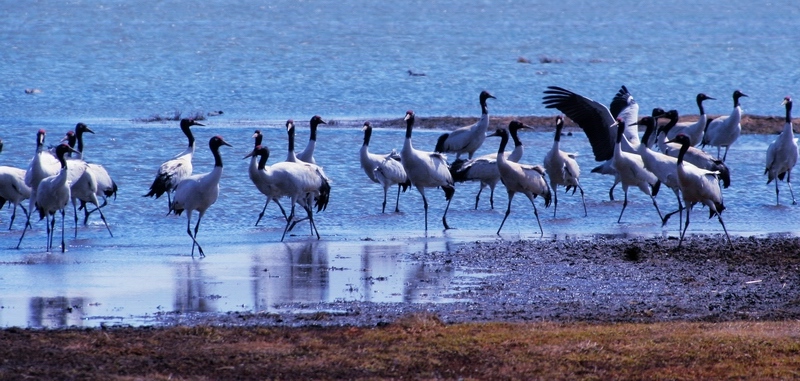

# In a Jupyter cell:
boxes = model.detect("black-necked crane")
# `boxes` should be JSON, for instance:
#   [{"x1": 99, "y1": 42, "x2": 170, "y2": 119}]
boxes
[
  {"x1": 701, "y1": 90, "x2": 747, "y2": 161},
  {"x1": 489, "y1": 122, "x2": 551, "y2": 235},
  {"x1": 65, "y1": 124, "x2": 114, "y2": 237},
  {"x1": 611, "y1": 118, "x2": 663, "y2": 223},
  {"x1": 450, "y1": 120, "x2": 531, "y2": 210},
  {"x1": 23, "y1": 129, "x2": 60, "y2": 230},
  {"x1": 360, "y1": 121, "x2": 410, "y2": 213},
  {"x1": 17, "y1": 143, "x2": 80, "y2": 252},
  {"x1": 281, "y1": 120, "x2": 332, "y2": 238},
  {"x1": 245, "y1": 144, "x2": 330, "y2": 241},
  {"x1": 544, "y1": 85, "x2": 639, "y2": 201},
  {"x1": 765, "y1": 96, "x2": 798, "y2": 205},
  {"x1": 644, "y1": 107, "x2": 666, "y2": 148},
  {"x1": 143, "y1": 118, "x2": 203, "y2": 212},
  {"x1": 668, "y1": 134, "x2": 732, "y2": 249},
  {"x1": 0, "y1": 139, "x2": 32, "y2": 229},
  {"x1": 658, "y1": 111, "x2": 731, "y2": 188},
  {"x1": 73, "y1": 123, "x2": 118, "y2": 224},
  {"x1": 544, "y1": 115, "x2": 586, "y2": 217},
  {"x1": 434, "y1": 91, "x2": 496, "y2": 160},
  {"x1": 401, "y1": 110, "x2": 455, "y2": 231},
  {"x1": 171, "y1": 136, "x2": 232, "y2": 257},
  {"x1": 296, "y1": 115, "x2": 327, "y2": 164},
  {"x1": 665, "y1": 93, "x2": 715, "y2": 146},
  {"x1": 634, "y1": 116, "x2": 684, "y2": 228},
  {"x1": 247, "y1": 130, "x2": 287, "y2": 225}
]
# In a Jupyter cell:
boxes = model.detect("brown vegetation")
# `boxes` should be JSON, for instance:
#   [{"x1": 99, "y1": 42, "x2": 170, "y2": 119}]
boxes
[{"x1": 2, "y1": 317, "x2": 799, "y2": 380}]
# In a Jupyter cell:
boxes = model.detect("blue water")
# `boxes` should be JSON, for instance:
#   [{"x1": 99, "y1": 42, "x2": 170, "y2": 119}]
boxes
[{"x1": 2, "y1": 0, "x2": 800, "y2": 328}]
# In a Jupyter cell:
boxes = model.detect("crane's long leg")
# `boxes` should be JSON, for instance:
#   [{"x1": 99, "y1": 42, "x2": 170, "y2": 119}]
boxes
[
  {"x1": 552, "y1": 185, "x2": 559, "y2": 217},
  {"x1": 474, "y1": 183, "x2": 486, "y2": 210},
  {"x1": 16, "y1": 211, "x2": 32, "y2": 249},
  {"x1": 497, "y1": 192, "x2": 515, "y2": 235},
  {"x1": 303, "y1": 204, "x2": 320, "y2": 239},
  {"x1": 60, "y1": 208, "x2": 66, "y2": 253},
  {"x1": 717, "y1": 212, "x2": 732, "y2": 249},
  {"x1": 94, "y1": 201, "x2": 113, "y2": 237},
  {"x1": 50, "y1": 213, "x2": 57, "y2": 251},
  {"x1": 281, "y1": 203, "x2": 297, "y2": 242},
  {"x1": 418, "y1": 186, "x2": 429, "y2": 232},
  {"x1": 617, "y1": 188, "x2": 629, "y2": 223},
  {"x1": 394, "y1": 184, "x2": 402, "y2": 213},
  {"x1": 650, "y1": 195, "x2": 664, "y2": 221},
  {"x1": 72, "y1": 199, "x2": 79, "y2": 238},
  {"x1": 382, "y1": 186, "x2": 389, "y2": 214},
  {"x1": 8, "y1": 203, "x2": 27, "y2": 230},
  {"x1": 608, "y1": 178, "x2": 619, "y2": 201},
  {"x1": 83, "y1": 197, "x2": 108, "y2": 225},
  {"x1": 442, "y1": 186, "x2": 454, "y2": 230},
  {"x1": 192, "y1": 212, "x2": 205, "y2": 257},
  {"x1": 679, "y1": 204, "x2": 693, "y2": 249},
  {"x1": 166, "y1": 192, "x2": 172, "y2": 216},
  {"x1": 44, "y1": 214, "x2": 52, "y2": 251},
  {"x1": 529, "y1": 195, "x2": 544, "y2": 236},
  {"x1": 255, "y1": 199, "x2": 271, "y2": 226},
  {"x1": 578, "y1": 184, "x2": 587, "y2": 217},
  {"x1": 787, "y1": 171, "x2": 797, "y2": 205}
]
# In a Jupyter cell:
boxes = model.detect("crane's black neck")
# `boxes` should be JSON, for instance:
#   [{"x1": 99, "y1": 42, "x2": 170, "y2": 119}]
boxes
[
  {"x1": 183, "y1": 125, "x2": 195, "y2": 147},
  {"x1": 55, "y1": 145, "x2": 70, "y2": 169},
  {"x1": 552, "y1": 122, "x2": 563, "y2": 143},
  {"x1": 497, "y1": 129, "x2": 509, "y2": 154},
  {"x1": 697, "y1": 96, "x2": 706, "y2": 116},
  {"x1": 786, "y1": 101, "x2": 793, "y2": 124},
  {"x1": 509, "y1": 126, "x2": 523, "y2": 147},
  {"x1": 615, "y1": 121, "x2": 625, "y2": 144},
  {"x1": 405, "y1": 115, "x2": 415, "y2": 139},
  {"x1": 211, "y1": 143, "x2": 224, "y2": 168},
  {"x1": 640, "y1": 118, "x2": 655, "y2": 145},
  {"x1": 677, "y1": 141, "x2": 689, "y2": 165},
  {"x1": 480, "y1": 95, "x2": 490, "y2": 115},
  {"x1": 254, "y1": 131, "x2": 263, "y2": 148},
  {"x1": 257, "y1": 147, "x2": 270, "y2": 170},
  {"x1": 363, "y1": 126, "x2": 372, "y2": 147},
  {"x1": 662, "y1": 112, "x2": 678, "y2": 133},
  {"x1": 309, "y1": 122, "x2": 318, "y2": 141}
]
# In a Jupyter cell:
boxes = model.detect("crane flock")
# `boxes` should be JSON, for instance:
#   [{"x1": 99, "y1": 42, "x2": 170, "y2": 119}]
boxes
[{"x1": 1, "y1": 88, "x2": 796, "y2": 255}]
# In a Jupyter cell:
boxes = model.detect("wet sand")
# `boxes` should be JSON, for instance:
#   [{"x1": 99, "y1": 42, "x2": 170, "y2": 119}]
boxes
[{"x1": 144, "y1": 234, "x2": 800, "y2": 327}]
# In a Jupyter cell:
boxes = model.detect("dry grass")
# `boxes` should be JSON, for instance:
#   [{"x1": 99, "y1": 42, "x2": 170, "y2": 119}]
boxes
[{"x1": 2, "y1": 317, "x2": 799, "y2": 380}]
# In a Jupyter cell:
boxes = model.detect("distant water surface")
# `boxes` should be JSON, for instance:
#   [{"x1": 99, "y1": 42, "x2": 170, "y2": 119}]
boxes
[{"x1": 1, "y1": 0, "x2": 799, "y2": 120}]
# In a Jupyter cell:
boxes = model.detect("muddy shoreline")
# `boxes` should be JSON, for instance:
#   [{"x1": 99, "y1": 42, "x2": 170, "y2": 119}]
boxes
[
  {"x1": 362, "y1": 114, "x2": 789, "y2": 135},
  {"x1": 142, "y1": 235, "x2": 800, "y2": 328}
]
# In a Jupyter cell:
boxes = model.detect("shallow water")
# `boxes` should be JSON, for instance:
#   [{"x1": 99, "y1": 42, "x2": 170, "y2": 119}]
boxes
[
  {"x1": 1, "y1": 120, "x2": 798, "y2": 327},
  {"x1": 2, "y1": 0, "x2": 800, "y2": 328}
]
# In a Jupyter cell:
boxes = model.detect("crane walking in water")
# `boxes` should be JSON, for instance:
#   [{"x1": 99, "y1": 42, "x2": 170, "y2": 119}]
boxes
[
  {"x1": 144, "y1": 119, "x2": 203, "y2": 213},
  {"x1": 170, "y1": 136, "x2": 231, "y2": 257},
  {"x1": 765, "y1": 96, "x2": 798, "y2": 205},
  {"x1": 489, "y1": 122, "x2": 551, "y2": 235},
  {"x1": 401, "y1": 110, "x2": 455, "y2": 231}
]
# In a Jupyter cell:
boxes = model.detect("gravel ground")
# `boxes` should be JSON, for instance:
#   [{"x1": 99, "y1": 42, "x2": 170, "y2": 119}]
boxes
[{"x1": 146, "y1": 235, "x2": 800, "y2": 327}]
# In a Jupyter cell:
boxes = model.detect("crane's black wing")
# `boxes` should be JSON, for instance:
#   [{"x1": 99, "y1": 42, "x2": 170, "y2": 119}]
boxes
[
  {"x1": 609, "y1": 85, "x2": 635, "y2": 119},
  {"x1": 543, "y1": 86, "x2": 615, "y2": 162}
]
